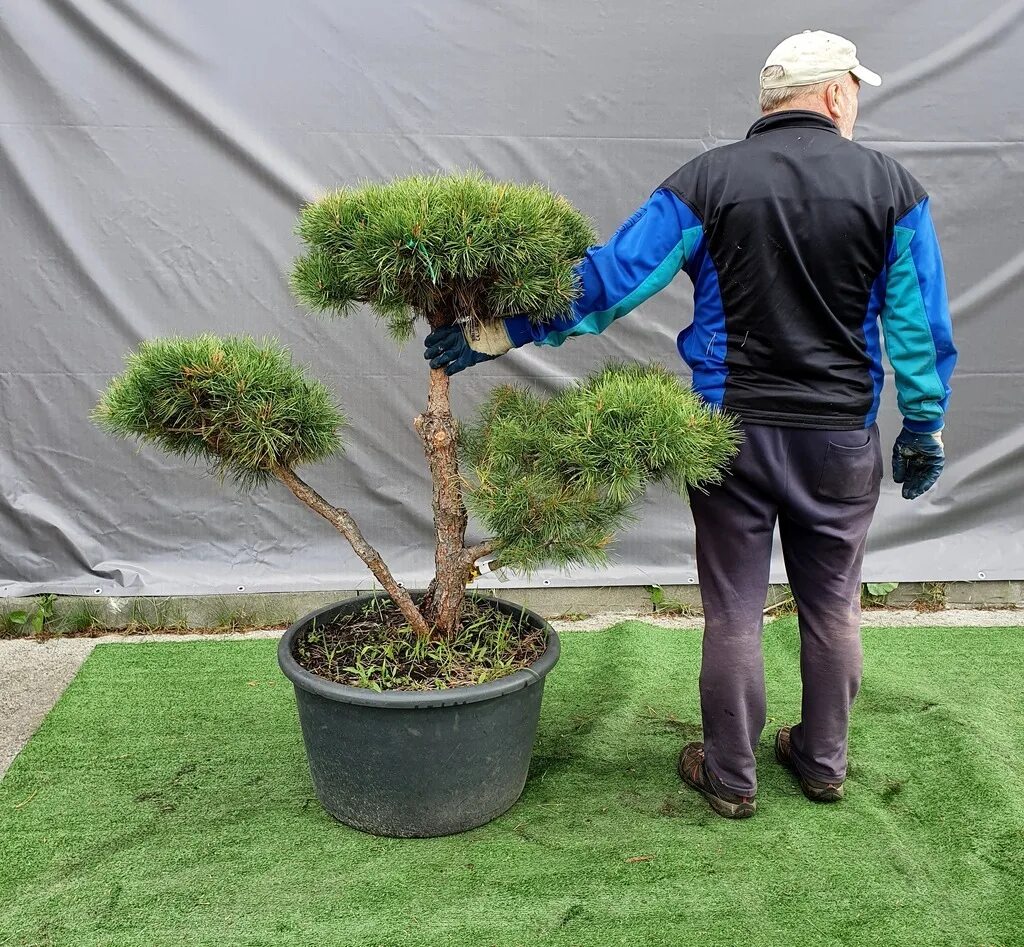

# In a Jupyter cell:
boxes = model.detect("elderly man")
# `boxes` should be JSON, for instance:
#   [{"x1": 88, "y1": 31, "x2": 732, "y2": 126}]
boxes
[{"x1": 424, "y1": 30, "x2": 956, "y2": 818}]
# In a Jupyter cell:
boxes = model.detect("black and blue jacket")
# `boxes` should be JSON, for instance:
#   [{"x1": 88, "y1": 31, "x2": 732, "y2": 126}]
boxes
[{"x1": 504, "y1": 110, "x2": 957, "y2": 433}]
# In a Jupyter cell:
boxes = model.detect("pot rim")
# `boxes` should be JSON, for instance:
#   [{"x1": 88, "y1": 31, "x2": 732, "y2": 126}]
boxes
[{"x1": 277, "y1": 591, "x2": 560, "y2": 709}]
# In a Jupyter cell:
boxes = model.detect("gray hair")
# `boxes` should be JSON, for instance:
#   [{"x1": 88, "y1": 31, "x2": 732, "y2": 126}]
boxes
[{"x1": 758, "y1": 65, "x2": 831, "y2": 112}]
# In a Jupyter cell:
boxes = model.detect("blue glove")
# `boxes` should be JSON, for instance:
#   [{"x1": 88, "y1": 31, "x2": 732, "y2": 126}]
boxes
[
  {"x1": 423, "y1": 321, "x2": 515, "y2": 376},
  {"x1": 892, "y1": 428, "x2": 944, "y2": 500}
]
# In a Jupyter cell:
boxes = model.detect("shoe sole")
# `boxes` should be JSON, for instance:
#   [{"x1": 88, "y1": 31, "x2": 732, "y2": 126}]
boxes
[
  {"x1": 774, "y1": 730, "x2": 844, "y2": 803},
  {"x1": 676, "y1": 753, "x2": 757, "y2": 819}
]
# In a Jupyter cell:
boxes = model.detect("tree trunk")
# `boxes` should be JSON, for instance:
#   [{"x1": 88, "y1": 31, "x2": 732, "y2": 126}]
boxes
[{"x1": 414, "y1": 366, "x2": 472, "y2": 635}]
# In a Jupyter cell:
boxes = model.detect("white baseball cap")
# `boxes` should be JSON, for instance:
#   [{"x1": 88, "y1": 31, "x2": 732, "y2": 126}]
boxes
[{"x1": 760, "y1": 30, "x2": 882, "y2": 89}]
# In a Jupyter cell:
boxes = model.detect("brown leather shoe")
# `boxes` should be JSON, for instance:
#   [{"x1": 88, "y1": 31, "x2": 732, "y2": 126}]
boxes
[
  {"x1": 677, "y1": 742, "x2": 756, "y2": 819},
  {"x1": 775, "y1": 726, "x2": 845, "y2": 802}
]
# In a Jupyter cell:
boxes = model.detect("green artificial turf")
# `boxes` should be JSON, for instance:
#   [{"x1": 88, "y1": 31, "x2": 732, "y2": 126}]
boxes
[{"x1": 1, "y1": 620, "x2": 1023, "y2": 947}]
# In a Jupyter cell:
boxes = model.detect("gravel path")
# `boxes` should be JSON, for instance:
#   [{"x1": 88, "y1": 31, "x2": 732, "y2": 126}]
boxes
[{"x1": 1, "y1": 610, "x2": 1020, "y2": 779}]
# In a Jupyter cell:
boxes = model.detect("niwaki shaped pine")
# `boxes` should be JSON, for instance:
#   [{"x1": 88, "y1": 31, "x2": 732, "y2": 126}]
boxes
[{"x1": 96, "y1": 172, "x2": 740, "y2": 641}]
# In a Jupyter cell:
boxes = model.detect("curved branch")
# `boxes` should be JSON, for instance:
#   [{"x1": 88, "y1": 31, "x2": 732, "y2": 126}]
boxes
[
  {"x1": 272, "y1": 465, "x2": 431, "y2": 638},
  {"x1": 464, "y1": 539, "x2": 498, "y2": 567}
]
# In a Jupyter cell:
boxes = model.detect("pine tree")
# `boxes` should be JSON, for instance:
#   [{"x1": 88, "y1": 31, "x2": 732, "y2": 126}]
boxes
[{"x1": 95, "y1": 173, "x2": 740, "y2": 643}]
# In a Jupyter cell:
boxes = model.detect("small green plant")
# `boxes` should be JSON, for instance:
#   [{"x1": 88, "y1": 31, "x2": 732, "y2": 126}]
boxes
[
  {"x1": 206, "y1": 602, "x2": 249, "y2": 633},
  {"x1": 862, "y1": 582, "x2": 900, "y2": 607},
  {"x1": 8, "y1": 594, "x2": 57, "y2": 636},
  {"x1": 206, "y1": 598, "x2": 292, "y2": 633},
  {"x1": 763, "y1": 584, "x2": 797, "y2": 617},
  {"x1": 294, "y1": 598, "x2": 543, "y2": 691},
  {"x1": 648, "y1": 585, "x2": 697, "y2": 617},
  {"x1": 121, "y1": 598, "x2": 188, "y2": 634},
  {"x1": 56, "y1": 601, "x2": 106, "y2": 634},
  {"x1": 914, "y1": 581, "x2": 947, "y2": 611},
  {"x1": 0, "y1": 608, "x2": 22, "y2": 637}
]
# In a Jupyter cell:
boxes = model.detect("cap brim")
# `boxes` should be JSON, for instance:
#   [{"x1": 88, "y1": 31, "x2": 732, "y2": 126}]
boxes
[{"x1": 851, "y1": 64, "x2": 882, "y2": 87}]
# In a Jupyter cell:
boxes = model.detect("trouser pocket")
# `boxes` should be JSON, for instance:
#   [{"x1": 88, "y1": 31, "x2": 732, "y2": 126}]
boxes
[{"x1": 816, "y1": 429, "x2": 882, "y2": 500}]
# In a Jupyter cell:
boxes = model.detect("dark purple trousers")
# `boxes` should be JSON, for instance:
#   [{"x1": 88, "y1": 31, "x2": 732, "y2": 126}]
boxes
[{"x1": 687, "y1": 422, "x2": 883, "y2": 795}]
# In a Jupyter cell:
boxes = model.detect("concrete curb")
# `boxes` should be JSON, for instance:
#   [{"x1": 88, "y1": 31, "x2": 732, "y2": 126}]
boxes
[
  {"x1": 2, "y1": 580, "x2": 1022, "y2": 631},
  {"x1": 1, "y1": 609, "x2": 1019, "y2": 780}
]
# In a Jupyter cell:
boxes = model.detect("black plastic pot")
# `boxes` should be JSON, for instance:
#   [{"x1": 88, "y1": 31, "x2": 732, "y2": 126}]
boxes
[{"x1": 277, "y1": 592, "x2": 560, "y2": 837}]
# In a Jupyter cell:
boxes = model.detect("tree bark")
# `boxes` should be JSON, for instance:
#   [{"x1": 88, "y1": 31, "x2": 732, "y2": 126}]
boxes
[
  {"x1": 464, "y1": 539, "x2": 498, "y2": 568},
  {"x1": 420, "y1": 538, "x2": 498, "y2": 610},
  {"x1": 273, "y1": 465, "x2": 432, "y2": 639},
  {"x1": 414, "y1": 366, "x2": 472, "y2": 635}
]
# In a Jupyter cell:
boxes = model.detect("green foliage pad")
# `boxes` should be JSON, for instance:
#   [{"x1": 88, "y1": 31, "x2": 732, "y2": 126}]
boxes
[
  {"x1": 2, "y1": 621, "x2": 1022, "y2": 945},
  {"x1": 93, "y1": 335, "x2": 345, "y2": 488},
  {"x1": 290, "y1": 171, "x2": 597, "y2": 341},
  {"x1": 461, "y1": 363, "x2": 741, "y2": 571}
]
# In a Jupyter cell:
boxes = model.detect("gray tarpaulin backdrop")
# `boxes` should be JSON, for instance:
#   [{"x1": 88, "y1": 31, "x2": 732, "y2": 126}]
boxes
[{"x1": 2, "y1": 0, "x2": 1022, "y2": 597}]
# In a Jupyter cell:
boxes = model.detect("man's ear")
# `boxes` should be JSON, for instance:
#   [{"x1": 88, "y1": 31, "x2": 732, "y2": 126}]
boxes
[{"x1": 825, "y1": 81, "x2": 843, "y2": 120}]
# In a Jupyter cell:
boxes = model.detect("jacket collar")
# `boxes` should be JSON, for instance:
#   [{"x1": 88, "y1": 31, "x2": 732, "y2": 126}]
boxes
[{"x1": 746, "y1": 110, "x2": 839, "y2": 139}]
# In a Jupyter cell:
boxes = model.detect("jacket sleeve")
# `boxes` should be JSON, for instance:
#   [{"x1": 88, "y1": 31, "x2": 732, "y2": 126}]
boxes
[
  {"x1": 503, "y1": 187, "x2": 705, "y2": 348},
  {"x1": 879, "y1": 196, "x2": 957, "y2": 433}
]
